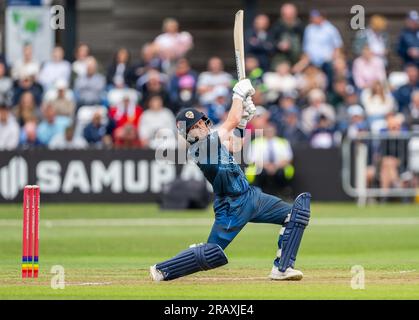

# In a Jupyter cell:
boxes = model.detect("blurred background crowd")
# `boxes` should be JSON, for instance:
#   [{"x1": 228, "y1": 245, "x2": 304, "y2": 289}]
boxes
[{"x1": 0, "y1": 4, "x2": 418, "y2": 158}]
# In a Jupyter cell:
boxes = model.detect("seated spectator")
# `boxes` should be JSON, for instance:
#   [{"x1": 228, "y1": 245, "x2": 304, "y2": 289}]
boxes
[
  {"x1": 361, "y1": 81, "x2": 395, "y2": 130},
  {"x1": 379, "y1": 113, "x2": 409, "y2": 192},
  {"x1": 139, "y1": 94, "x2": 176, "y2": 149},
  {"x1": 332, "y1": 56, "x2": 352, "y2": 84},
  {"x1": 106, "y1": 47, "x2": 131, "y2": 88},
  {"x1": 397, "y1": 10, "x2": 419, "y2": 67},
  {"x1": 246, "y1": 14, "x2": 273, "y2": 71},
  {"x1": 11, "y1": 44, "x2": 40, "y2": 80},
  {"x1": 393, "y1": 64, "x2": 418, "y2": 112},
  {"x1": 49, "y1": 125, "x2": 88, "y2": 150},
  {"x1": 38, "y1": 46, "x2": 71, "y2": 91},
  {"x1": 245, "y1": 56, "x2": 264, "y2": 87},
  {"x1": 74, "y1": 57, "x2": 106, "y2": 107},
  {"x1": 264, "y1": 61, "x2": 298, "y2": 103},
  {"x1": 343, "y1": 104, "x2": 369, "y2": 139},
  {"x1": 268, "y1": 90, "x2": 298, "y2": 134},
  {"x1": 13, "y1": 91, "x2": 39, "y2": 126},
  {"x1": 278, "y1": 107, "x2": 308, "y2": 146},
  {"x1": 83, "y1": 109, "x2": 114, "y2": 148},
  {"x1": 247, "y1": 123, "x2": 294, "y2": 195},
  {"x1": 44, "y1": 79, "x2": 76, "y2": 118},
  {"x1": 72, "y1": 43, "x2": 90, "y2": 79},
  {"x1": 406, "y1": 90, "x2": 419, "y2": 131},
  {"x1": 327, "y1": 77, "x2": 348, "y2": 110},
  {"x1": 271, "y1": 3, "x2": 304, "y2": 67},
  {"x1": 137, "y1": 68, "x2": 169, "y2": 106},
  {"x1": 109, "y1": 94, "x2": 143, "y2": 146},
  {"x1": 352, "y1": 45, "x2": 386, "y2": 90},
  {"x1": 37, "y1": 104, "x2": 71, "y2": 146},
  {"x1": 130, "y1": 43, "x2": 162, "y2": 86},
  {"x1": 0, "y1": 62, "x2": 12, "y2": 106},
  {"x1": 301, "y1": 88, "x2": 336, "y2": 134},
  {"x1": 0, "y1": 104, "x2": 20, "y2": 150},
  {"x1": 197, "y1": 57, "x2": 232, "y2": 105},
  {"x1": 153, "y1": 18, "x2": 193, "y2": 73},
  {"x1": 310, "y1": 114, "x2": 336, "y2": 149},
  {"x1": 12, "y1": 71, "x2": 43, "y2": 106},
  {"x1": 295, "y1": 9, "x2": 343, "y2": 85},
  {"x1": 19, "y1": 120, "x2": 42, "y2": 149},
  {"x1": 205, "y1": 86, "x2": 229, "y2": 125},
  {"x1": 353, "y1": 15, "x2": 390, "y2": 63},
  {"x1": 169, "y1": 58, "x2": 198, "y2": 114},
  {"x1": 296, "y1": 64, "x2": 327, "y2": 96}
]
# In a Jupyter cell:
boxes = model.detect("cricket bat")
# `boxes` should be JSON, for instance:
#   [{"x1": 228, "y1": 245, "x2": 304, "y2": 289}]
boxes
[{"x1": 234, "y1": 10, "x2": 246, "y2": 80}]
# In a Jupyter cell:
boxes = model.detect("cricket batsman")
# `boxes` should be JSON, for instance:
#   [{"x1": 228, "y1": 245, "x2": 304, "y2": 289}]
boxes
[{"x1": 150, "y1": 79, "x2": 311, "y2": 281}]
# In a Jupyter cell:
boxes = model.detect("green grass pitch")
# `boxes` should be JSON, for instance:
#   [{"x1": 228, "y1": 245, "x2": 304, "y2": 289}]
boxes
[{"x1": 0, "y1": 202, "x2": 418, "y2": 299}]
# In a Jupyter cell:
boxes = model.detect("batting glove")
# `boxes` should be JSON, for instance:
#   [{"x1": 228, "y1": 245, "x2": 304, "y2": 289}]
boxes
[
  {"x1": 243, "y1": 96, "x2": 256, "y2": 121},
  {"x1": 237, "y1": 110, "x2": 250, "y2": 129},
  {"x1": 232, "y1": 79, "x2": 255, "y2": 101}
]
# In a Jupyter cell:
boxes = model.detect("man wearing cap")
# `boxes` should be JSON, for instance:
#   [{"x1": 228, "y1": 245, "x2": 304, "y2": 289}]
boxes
[
  {"x1": 150, "y1": 79, "x2": 311, "y2": 282},
  {"x1": 397, "y1": 10, "x2": 419, "y2": 67}
]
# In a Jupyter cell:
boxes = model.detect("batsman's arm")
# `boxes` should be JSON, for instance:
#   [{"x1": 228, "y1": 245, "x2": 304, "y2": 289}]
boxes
[{"x1": 217, "y1": 97, "x2": 244, "y2": 144}]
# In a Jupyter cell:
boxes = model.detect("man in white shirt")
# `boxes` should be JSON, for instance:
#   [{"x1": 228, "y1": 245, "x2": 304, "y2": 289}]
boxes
[
  {"x1": 0, "y1": 105, "x2": 20, "y2": 150},
  {"x1": 11, "y1": 44, "x2": 40, "y2": 80},
  {"x1": 39, "y1": 46, "x2": 71, "y2": 91},
  {"x1": 49, "y1": 125, "x2": 88, "y2": 150}
]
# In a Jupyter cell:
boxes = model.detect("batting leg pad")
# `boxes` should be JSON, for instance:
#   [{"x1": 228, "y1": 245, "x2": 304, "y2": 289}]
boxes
[
  {"x1": 155, "y1": 243, "x2": 228, "y2": 281},
  {"x1": 277, "y1": 192, "x2": 311, "y2": 272}
]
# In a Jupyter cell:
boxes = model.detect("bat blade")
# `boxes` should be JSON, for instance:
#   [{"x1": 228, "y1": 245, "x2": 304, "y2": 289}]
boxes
[{"x1": 234, "y1": 9, "x2": 246, "y2": 80}]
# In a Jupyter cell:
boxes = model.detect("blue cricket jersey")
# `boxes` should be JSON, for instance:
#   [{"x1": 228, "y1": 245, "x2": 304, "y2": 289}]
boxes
[{"x1": 188, "y1": 131, "x2": 249, "y2": 197}]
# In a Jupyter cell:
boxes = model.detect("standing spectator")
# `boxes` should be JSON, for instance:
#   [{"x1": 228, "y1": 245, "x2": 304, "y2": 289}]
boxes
[
  {"x1": 296, "y1": 10, "x2": 343, "y2": 85},
  {"x1": 263, "y1": 61, "x2": 297, "y2": 103},
  {"x1": 153, "y1": 18, "x2": 193, "y2": 74},
  {"x1": 397, "y1": 10, "x2": 419, "y2": 67},
  {"x1": 11, "y1": 44, "x2": 40, "y2": 80},
  {"x1": 0, "y1": 62, "x2": 12, "y2": 106},
  {"x1": 49, "y1": 125, "x2": 88, "y2": 150},
  {"x1": 38, "y1": 46, "x2": 71, "y2": 91},
  {"x1": 406, "y1": 90, "x2": 419, "y2": 131},
  {"x1": 248, "y1": 123, "x2": 294, "y2": 195},
  {"x1": 83, "y1": 110, "x2": 114, "y2": 148},
  {"x1": 37, "y1": 104, "x2": 71, "y2": 146},
  {"x1": 74, "y1": 57, "x2": 106, "y2": 107},
  {"x1": 169, "y1": 58, "x2": 198, "y2": 113},
  {"x1": 353, "y1": 15, "x2": 390, "y2": 63},
  {"x1": 72, "y1": 43, "x2": 90, "y2": 79},
  {"x1": 278, "y1": 107, "x2": 308, "y2": 146},
  {"x1": 45, "y1": 79, "x2": 76, "y2": 118},
  {"x1": 106, "y1": 48, "x2": 132, "y2": 88},
  {"x1": 393, "y1": 64, "x2": 418, "y2": 112},
  {"x1": 13, "y1": 91, "x2": 39, "y2": 126},
  {"x1": 20, "y1": 120, "x2": 42, "y2": 149},
  {"x1": 301, "y1": 88, "x2": 336, "y2": 134},
  {"x1": 271, "y1": 3, "x2": 304, "y2": 67},
  {"x1": 197, "y1": 57, "x2": 232, "y2": 105},
  {"x1": 352, "y1": 45, "x2": 387, "y2": 90},
  {"x1": 139, "y1": 94, "x2": 176, "y2": 149},
  {"x1": 12, "y1": 71, "x2": 43, "y2": 106},
  {"x1": 361, "y1": 81, "x2": 396, "y2": 131},
  {"x1": 246, "y1": 14, "x2": 274, "y2": 71},
  {"x1": 0, "y1": 105, "x2": 20, "y2": 150}
]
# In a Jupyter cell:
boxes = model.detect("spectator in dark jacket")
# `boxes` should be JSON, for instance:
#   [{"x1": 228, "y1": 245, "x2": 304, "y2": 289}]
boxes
[
  {"x1": 397, "y1": 10, "x2": 419, "y2": 67},
  {"x1": 393, "y1": 64, "x2": 418, "y2": 112},
  {"x1": 278, "y1": 107, "x2": 308, "y2": 146},
  {"x1": 271, "y1": 3, "x2": 304, "y2": 68},
  {"x1": 12, "y1": 72, "x2": 43, "y2": 107},
  {"x1": 245, "y1": 14, "x2": 274, "y2": 71},
  {"x1": 83, "y1": 109, "x2": 114, "y2": 147},
  {"x1": 106, "y1": 48, "x2": 132, "y2": 88}
]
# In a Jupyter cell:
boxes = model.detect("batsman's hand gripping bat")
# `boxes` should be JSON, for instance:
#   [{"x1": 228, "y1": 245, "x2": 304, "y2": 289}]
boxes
[{"x1": 234, "y1": 10, "x2": 246, "y2": 81}]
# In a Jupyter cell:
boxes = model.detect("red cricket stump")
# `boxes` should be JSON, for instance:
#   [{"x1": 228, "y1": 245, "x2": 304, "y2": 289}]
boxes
[{"x1": 22, "y1": 185, "x2": 40, "y2": 279}]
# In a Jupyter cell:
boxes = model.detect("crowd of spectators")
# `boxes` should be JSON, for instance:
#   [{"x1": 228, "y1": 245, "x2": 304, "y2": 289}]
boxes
[{"x1": 0, "y1": 5, "x2": 418, "y2": 163}]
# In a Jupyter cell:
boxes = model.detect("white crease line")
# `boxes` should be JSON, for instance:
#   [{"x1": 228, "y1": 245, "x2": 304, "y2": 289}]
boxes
[{"x1": 1, "y1": 217, "x2": 419, "y2": 227}]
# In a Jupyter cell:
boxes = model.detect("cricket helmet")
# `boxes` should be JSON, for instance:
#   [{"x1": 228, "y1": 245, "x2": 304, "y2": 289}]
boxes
[{"x1": 175, "y1": 108, "x2": 211, "y2": 139}]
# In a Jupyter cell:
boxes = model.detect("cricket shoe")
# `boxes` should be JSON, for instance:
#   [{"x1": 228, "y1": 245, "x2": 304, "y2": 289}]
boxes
[
  {"x1": 269, "y1": 266, "x2": 303, "y2": 281},
  {"x1": 150, "y1": 265, "x2": 165, "y2": 282}
]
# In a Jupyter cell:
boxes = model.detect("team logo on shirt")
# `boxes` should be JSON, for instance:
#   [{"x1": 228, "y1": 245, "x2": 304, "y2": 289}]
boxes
[{"x1": 185, "y1": 111, "x2": 194, "y2": 119}]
